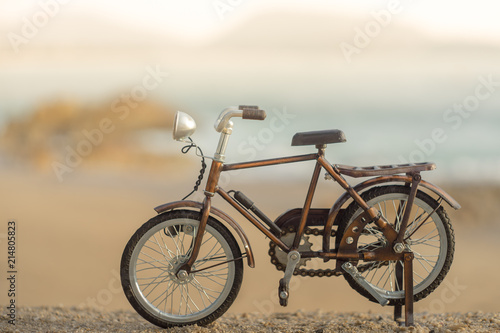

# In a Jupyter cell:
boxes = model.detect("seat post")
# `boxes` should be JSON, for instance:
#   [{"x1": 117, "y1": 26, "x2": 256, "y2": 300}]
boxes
[{"x1": 316, "y1": 144, "x2": 327, "y2": 155}]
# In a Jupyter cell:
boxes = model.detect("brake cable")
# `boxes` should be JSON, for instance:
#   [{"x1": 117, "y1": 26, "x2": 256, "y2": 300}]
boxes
[{"x1": 181, "y1": 137, "x2": 207, "y2": 200}]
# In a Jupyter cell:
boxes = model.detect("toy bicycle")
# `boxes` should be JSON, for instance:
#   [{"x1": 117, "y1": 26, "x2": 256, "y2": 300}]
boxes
[{"x1": 120, "y1": 106, "x2": 460, "y2": 328}]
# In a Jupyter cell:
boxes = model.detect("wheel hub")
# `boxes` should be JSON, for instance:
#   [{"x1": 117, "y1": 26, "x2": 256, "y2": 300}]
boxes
[{"x1": 168, "y1": 256, "x2": 194, "y2": 284}]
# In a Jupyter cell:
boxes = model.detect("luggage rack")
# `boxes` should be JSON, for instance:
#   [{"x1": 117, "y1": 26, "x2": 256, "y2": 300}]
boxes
[{"x1": 335, "y1": 162, "x2": 436, "y2": 178}]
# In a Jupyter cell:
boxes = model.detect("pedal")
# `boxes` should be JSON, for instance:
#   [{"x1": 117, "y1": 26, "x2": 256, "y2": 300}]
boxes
[
  {"x1": 278, "y1": 250, "x2": 300, "y2": 307},
  {"x1": 342, "y1": 262, "x2": 389, "y2": 306},
  {"x1": 278, "y1": 278, "x2": 288, "y2": 306}
]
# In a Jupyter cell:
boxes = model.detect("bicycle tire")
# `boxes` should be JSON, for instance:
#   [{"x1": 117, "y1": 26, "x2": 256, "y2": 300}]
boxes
[{"x1": 121, "y1": 210, "x2": 243, "y2": 328}]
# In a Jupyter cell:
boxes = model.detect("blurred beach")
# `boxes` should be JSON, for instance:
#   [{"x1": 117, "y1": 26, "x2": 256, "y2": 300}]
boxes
[
  {"x1": 1, "y1": 160, "x2": 499, "y2": 316},
  {"x1": 1, "y1": 0, "x2": 499, "y2": 321}
]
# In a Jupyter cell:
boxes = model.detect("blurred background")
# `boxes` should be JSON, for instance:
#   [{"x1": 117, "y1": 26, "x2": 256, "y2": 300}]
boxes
[{"x1": 1, "y1": 0, "x2": 499, "y2": 318}]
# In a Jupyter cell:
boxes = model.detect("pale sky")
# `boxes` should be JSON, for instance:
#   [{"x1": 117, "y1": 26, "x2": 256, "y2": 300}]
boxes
[{"x1": 2, "y1": 0, "x2": 500, "y2": 43}]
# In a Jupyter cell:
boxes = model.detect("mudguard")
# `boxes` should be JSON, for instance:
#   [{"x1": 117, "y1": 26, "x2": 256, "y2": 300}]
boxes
[
  {"x1": 154, "y1": 200, "x2": 255, "y2": 268},
  {"x1": 322, "y1": 175, "x2": 461, "y2": 253}
]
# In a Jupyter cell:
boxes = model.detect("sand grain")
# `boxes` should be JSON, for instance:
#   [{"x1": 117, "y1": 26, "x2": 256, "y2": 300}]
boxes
[{"x1": 1, "y1": 307, "x2": 499, "y2": 333}]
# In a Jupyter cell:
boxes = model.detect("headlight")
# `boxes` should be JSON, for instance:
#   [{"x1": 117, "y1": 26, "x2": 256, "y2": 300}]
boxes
[{"x1": 173, "y1": 111, "x2": 196, "y2": 141}]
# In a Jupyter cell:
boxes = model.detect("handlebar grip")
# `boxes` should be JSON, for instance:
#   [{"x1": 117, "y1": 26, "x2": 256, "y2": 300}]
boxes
[
  {"x1": 239, "y1": 105, "x2": 259, "y2": 110},
  {"x1": 240, "y1": 106, "x2": 267, "y2": 120}
]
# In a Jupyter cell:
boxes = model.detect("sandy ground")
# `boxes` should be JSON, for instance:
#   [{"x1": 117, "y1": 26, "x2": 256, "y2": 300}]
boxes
[
  {"x1": 1, "y1": 306, "x2": 499, "y2": 332},
  {"x1": 0, "y1": 164, "x2": 499, "y2": 331}
]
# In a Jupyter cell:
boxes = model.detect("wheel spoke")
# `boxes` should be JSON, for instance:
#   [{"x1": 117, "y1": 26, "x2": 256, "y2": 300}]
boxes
[
  {"x1": 178, "y1": 225, "x2": 187, "y2": 256},
  {"x1": 375, "y1": 263, "x2": 391, "y2": 288},
  {"x1": 164, "y1": 227, "x2": 183, "y2": 256},
  {"x1": 412, "y1": 227, "x2": 439, "y2": 242},
  {"x1": 150, "y1": 279, "x2": 173, "y2": 305},
  {"x1": 418, "y1": 242, "x2": 440, "y2": 249},
  {"x1": 143, "y1": 271, "x2": 171, "y2": 297},
  {"x1": 203, "y1": 241, "x2": 223, "y2": 263},
  {"x1": 193, "y1": 279, "x2": 208, "y2": 308},
  {"x1": 387, "y1": 261, "x2": 395, "y2": 292},
  {"x1": 139, "y1": 275, "x2": 172, "y2": 288},
  {"x1": 183, "y1": 284, "x2": 194, "y2": 314},
  {"x1": 178, "y1": 283, "x2": 183, "y2": 315},
  {"x1": 143, "y1": 242, "x2": 173, "y2": 261},
  {"x1": 191, "y1": 276, "x2": 221, "y2": 297},
  {"x1": 407, "y1": 208, "x2": 426, "y2": 234},
  {"x1": 413, "y1": 249, "x2": 437, "y2": 268},
  {"x1": 198, "y1": 273, "x2": 226, "y2": 287},
  {"x1": 136, "y1": 255, "x2": 170, "y2": 271},
  {"x1": 364, "y1": 261, "x2": 383, "y2": 283},
  {"x1": 158, "y1": 232, "x2": 176, "y2": 259},
  {"x1": 413, "y1": 269, "x2": 425, "y2": 282}
]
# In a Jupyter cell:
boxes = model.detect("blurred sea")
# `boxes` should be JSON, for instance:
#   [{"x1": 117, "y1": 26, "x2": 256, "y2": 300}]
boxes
[{"x1": 1, "y1": 77, "x2": 498, "y2": 185}]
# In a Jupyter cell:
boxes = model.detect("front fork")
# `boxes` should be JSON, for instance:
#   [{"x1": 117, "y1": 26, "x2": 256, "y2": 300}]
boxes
[
  {"x1": 176, "y1": 160, "x2": 223, "y2": 276},
  {"x1": 177, "y1": 196, "x2": 211, "y2": 276}
]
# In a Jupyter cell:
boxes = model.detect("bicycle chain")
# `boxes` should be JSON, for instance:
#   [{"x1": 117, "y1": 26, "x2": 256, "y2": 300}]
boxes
[{"x1": 269, "y1": 226, "x2": 390, "y2": 277}]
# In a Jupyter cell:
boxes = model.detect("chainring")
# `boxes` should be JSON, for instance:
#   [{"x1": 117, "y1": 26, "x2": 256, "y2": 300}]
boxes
[
  {"x1": 269, "y1": 226, "x2": 338, "y2": 278},
  {"x1": 273, "y1": 233, "x2": 312, "y2": 268}
]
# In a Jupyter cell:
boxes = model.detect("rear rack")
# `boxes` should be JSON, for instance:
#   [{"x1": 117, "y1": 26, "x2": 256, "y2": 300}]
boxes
[{"x1": 335, "y1": 162, "x2": 435, "y2": 178}]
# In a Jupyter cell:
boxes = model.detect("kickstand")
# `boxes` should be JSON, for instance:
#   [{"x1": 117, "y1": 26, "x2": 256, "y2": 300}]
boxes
[
  {"x1": 393, "y1": 252, "x2": 414, "y2": 327},
  {"x1": 403, "y1": 252, "x2": 414, "y2": 326},
  {"x1": 394, "y1": 261, "x2": 404, "y2": 326}
]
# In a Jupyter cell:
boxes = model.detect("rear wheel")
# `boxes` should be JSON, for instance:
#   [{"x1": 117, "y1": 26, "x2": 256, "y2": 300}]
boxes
[
  {"x1": 121, "y1": 210, "x2": 243, "y2": 328},
  {"x1": 336, "y1": 185, "x2": 454, "y2": 305}
]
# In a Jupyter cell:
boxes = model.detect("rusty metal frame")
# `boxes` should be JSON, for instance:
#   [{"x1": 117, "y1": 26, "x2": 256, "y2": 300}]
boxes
[
  {"x1": 161, "y1": 148, "x2": 460, "y2": 269},
  {"x1": 222, "y1": 153, "x2": 318, "y2": 171},
  {"x1": 292, "y1": 158, "x2": 323, "y2": 250}
]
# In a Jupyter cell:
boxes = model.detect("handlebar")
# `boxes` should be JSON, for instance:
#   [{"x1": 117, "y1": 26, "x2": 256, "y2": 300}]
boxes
[
  {"x1": 240, "y1": 105, "x2": 267, "y2": 120},
  {"x1": 214, "y1": 105, "x2": 266, "y2": 133}
]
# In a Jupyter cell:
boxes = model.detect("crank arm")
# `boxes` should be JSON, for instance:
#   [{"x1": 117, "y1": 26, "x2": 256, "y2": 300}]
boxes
[
  {"x1": 279, "y1": 250, "x2": 300, "y2": 305},
  {"x1": 283, "y1": 251, "x2": 300, "y2": 285}
]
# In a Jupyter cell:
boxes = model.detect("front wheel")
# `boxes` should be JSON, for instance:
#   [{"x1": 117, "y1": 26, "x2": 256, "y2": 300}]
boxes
[
  {"x1": 121, "y1": 210, "x2": 243, "y2": 328},
  {"x1": 336, "y1": 185, "x2": 455, "y2": 305}
]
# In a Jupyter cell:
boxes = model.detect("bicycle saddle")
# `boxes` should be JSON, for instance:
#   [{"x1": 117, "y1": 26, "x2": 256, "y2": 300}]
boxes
[{"x1": 291, "y1": 129, "x2": 346, "y2": 146}]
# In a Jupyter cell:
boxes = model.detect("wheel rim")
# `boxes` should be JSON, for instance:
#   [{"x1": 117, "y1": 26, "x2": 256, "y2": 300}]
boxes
[
  {"x1": 129, "y1": 218, "x2": 235, "y2": 323},
  {"x1": 349, "y1": 193, "x2": 447, "y2": 299}
]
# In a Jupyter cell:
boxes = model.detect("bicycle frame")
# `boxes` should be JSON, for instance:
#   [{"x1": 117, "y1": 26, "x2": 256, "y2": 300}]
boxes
[{"x1": 170, "y1": 144, "x2": 422, "y2": 273}]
